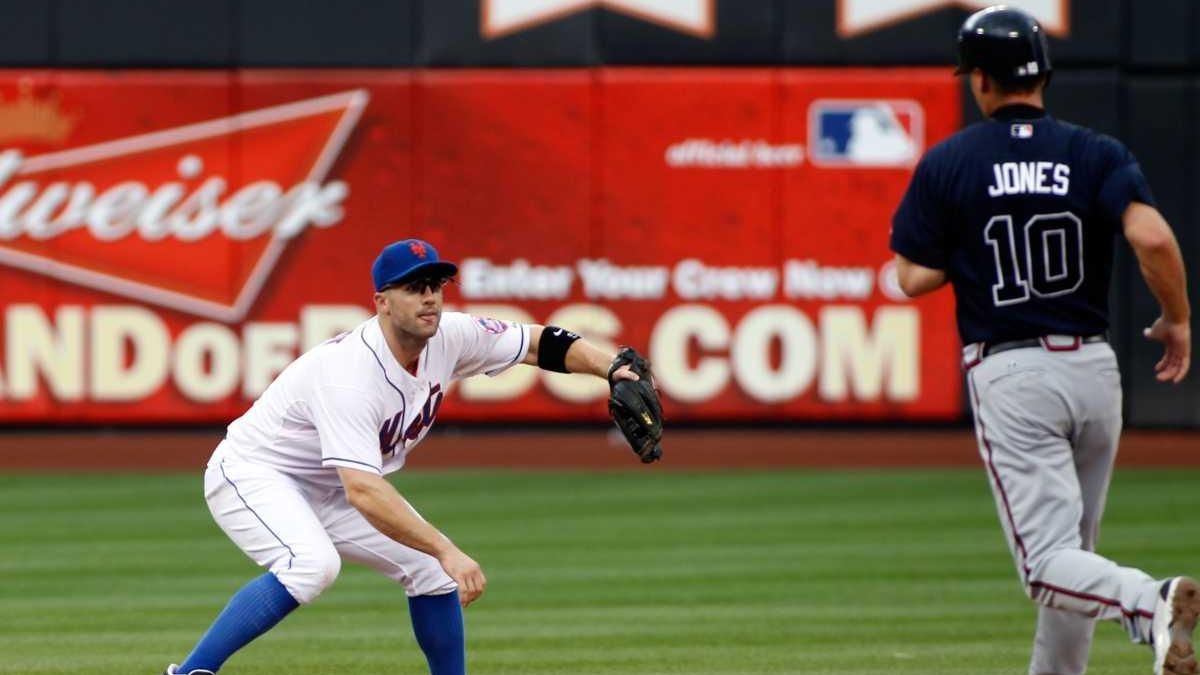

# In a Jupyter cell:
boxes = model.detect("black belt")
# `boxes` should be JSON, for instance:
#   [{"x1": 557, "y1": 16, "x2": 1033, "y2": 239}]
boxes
[{"x1": 984, "y1": 333, "x2": 1108, "y2": 357}]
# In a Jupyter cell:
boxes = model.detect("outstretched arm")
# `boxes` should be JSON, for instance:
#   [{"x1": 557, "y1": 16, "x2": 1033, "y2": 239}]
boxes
[
  {"x1": 1123, "y1": 201, "x2": 1191, "y2": 383},
  {"x1": 520, "y1": 324, "x2": 662, "y2": 463},
  {"x1": 521, "y1": 324, "x2": 638, "y2": 381},
  {"x1": 337, "y1": 467, "x2": 486, "y2": 607}
]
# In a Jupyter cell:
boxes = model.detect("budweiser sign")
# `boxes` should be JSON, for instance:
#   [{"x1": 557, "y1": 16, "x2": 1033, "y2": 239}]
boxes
[{"x1": 0, "y1": 89, "x2": 368, "y2": 322}]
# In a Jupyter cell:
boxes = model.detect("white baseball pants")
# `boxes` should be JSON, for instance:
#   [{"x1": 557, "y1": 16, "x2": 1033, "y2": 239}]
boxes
[{"x1": 203, "y1": 445, "x2": 456, "y2": 604}]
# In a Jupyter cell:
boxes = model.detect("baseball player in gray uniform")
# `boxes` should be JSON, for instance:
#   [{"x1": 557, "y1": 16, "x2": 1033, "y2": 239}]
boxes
[
  {"x1": 890, "y1": 6, "x2": 1195, "y2": 675},
  {"x1": 162, "y1": 238, "x2": 663, "y2": 675}
]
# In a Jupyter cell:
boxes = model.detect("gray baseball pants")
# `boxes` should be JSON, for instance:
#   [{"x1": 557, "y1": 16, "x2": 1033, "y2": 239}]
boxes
[{"x1": 965, "y1": 340, "x2": 1162, "y2": 675}]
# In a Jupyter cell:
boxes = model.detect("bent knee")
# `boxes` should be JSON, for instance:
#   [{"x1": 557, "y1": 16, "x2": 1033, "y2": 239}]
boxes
[
  {"x1": 407, "y1": 568, "x2": 457, "y2": 598},
  {"x1": 276, "y1": 549, "x2": 341, "y2": 604}
]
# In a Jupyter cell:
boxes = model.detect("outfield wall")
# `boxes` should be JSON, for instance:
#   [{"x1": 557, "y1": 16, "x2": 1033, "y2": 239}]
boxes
[
  {"x1": 0, "y1": 1, "x2": 1197, "y2": 428},
  {"x1": 0, "y1": 68, "x2": 961, "y2": 425}
]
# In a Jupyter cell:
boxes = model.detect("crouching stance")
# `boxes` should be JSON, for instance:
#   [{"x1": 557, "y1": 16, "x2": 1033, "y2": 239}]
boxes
[{"x1": 164, "y1": 238, "x2": 664, "y2": 675}]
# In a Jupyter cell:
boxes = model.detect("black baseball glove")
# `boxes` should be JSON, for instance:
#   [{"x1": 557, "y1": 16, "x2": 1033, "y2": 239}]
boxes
[{"x1": 607, "y1": 347, "x2": 664, "y2": 464}]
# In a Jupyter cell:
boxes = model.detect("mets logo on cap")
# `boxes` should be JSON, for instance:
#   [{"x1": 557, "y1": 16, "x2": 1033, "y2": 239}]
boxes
[{"x1": 371, "y1": 238, "x2": 459, "y2": 291}]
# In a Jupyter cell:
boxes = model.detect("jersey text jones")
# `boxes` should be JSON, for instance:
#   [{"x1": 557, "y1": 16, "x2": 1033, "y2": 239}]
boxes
[{"x1": 988, "y1": 161, "x2": 1069, "y2": 197}]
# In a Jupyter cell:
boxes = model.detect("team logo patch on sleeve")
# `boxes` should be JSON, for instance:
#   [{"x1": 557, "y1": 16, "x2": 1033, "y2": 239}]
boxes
[
  {"x1": 808, "y1": 99, "x2": 923, "y2": 168},
  {"x1": 475, "y1": 316, "x2": 508, "y2": 334}
]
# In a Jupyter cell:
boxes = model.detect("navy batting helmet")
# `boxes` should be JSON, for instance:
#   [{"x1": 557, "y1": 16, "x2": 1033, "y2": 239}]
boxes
[{"x1": 955, "y1": 5, "x2": 1051, "y2": 84}]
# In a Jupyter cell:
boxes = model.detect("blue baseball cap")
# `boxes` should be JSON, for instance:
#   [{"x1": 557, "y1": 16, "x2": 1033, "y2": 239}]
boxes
[{"x1": 371, "y1": 239, "x2": 458, "y2": 292}]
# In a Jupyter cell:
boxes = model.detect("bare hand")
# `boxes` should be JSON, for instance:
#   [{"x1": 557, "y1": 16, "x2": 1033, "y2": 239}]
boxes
[
  {"x1": 610, "y1": 364, "x2": 639, "y2": 382},
  {"x1": 1143, "y1": 316, "x2": 1191, "y2": 384},
  {"x1": 438, "y1": 548, "x2": 486, "y2": 608}
]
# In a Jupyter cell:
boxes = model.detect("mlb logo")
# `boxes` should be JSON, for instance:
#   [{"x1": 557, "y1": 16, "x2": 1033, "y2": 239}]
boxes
[
  {"x1": 1011, "y1": 123, "x2": 1035, "y2": 139},
  {"x1": 808, "y1": 99, "x2": 924, "y2": 168}
]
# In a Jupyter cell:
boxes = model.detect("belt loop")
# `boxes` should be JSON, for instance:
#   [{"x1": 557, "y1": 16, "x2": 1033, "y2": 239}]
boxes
[
  {"x1": 962, "y1": 343, "x2": 984, "y2": 370},
  {"x1": 1040, "y1": 335, "x2": 1082, "y2": 352}
]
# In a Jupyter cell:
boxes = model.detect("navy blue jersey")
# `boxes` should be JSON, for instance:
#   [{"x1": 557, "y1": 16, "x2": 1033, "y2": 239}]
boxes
[{"x1": 890, "y1": 104, "x2": 1155, "y2": 345}]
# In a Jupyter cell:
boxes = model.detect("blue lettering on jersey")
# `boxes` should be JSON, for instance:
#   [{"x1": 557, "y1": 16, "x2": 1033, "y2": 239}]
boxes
[
  {"x1": 378, "y1": 383, "x2": 445, "y2": 456},
  {"x1": 379, "y1": 411, "x2": 403, "y2": 456},
  {"x1": 403, "y1": 383, "x2": 444, "y2": 444}
]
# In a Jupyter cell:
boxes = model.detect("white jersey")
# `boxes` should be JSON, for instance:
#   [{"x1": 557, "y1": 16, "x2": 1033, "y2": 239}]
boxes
[{"x1": 219, "y1": 312, "x2": 530, "y2": 487}]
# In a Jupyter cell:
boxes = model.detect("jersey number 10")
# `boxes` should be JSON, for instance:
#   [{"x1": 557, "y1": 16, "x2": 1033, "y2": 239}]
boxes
[{"x1": 984, "y1": 212, "x2": 1084, "y2": 307}]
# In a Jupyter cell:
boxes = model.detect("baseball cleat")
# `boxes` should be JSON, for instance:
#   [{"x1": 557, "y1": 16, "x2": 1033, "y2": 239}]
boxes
[
  {"x1": 163, "y1": 666, "x2": 216, "y2": 675},
  {"x1": 1153, "y1": 577, "x2": 1200, "y2": 674}
]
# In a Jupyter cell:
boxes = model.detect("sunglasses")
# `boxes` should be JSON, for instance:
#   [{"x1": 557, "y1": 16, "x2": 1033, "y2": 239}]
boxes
[{"x1": 393, "y1": 276, "x2": 453, "y2": 295}]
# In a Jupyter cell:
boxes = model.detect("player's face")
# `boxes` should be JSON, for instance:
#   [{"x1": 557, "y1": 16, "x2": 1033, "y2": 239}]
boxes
[{"x1": 375, "y1": 276, "x2": 451, "y2": 342}]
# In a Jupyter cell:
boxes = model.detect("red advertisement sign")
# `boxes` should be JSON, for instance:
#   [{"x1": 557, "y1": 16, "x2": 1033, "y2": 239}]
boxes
[{"x1": 0, "y1": 69, "x2": 960, "y2": 424}]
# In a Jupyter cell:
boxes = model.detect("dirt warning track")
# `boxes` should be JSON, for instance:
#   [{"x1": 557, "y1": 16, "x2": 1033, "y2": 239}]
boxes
[{"x1": 0, "y1": 428, "x2": 1196, "y2": 472}]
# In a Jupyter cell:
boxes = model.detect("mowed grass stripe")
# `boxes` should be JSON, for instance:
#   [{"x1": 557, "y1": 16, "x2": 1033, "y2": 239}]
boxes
[{"x1": 1, "y1": 469, "x2": 1196, "y2": 674}]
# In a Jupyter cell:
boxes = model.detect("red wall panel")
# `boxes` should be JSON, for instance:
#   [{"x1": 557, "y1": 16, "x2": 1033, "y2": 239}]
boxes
[{"x1": 0, "y1": 68, "x2": 961, "y2": 424}]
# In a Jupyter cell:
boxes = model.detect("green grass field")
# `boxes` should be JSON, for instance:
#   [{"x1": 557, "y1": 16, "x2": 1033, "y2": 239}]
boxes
[{"x1": 2, "y1": 468, "x2": 1197, "y2": 674}]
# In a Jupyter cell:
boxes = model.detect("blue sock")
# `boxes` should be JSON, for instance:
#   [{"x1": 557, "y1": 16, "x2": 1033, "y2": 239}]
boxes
[
  {"x1": 408, "y1": 592, "x2": 465, "y2": 675},
  {"x1": 179, "y1": 572, "x2": 300, "y2": 673}
]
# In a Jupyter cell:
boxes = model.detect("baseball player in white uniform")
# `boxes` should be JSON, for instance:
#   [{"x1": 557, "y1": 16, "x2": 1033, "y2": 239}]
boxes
[{"x1": 163, "y1": 238, "x2": 658, "y2": 675}]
